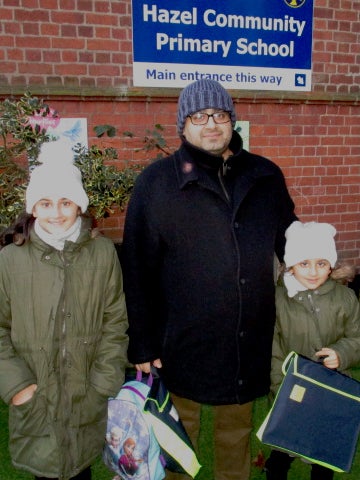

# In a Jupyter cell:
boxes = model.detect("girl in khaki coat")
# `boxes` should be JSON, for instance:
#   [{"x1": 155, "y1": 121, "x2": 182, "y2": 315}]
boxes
[
  {"x1": 265, "y1": 221, "x2": 360, "y2": 480},
  {"x1": 0, "y1": 143, "x2": 128, "y2": 480}
]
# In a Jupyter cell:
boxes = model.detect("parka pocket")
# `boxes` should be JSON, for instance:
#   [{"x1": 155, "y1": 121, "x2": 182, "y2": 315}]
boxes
[
  {"x1": 9, "y1": 391, "x2": 50, "y2": 437},
  {"x1": 73, "y1": 385, "x2": 108, "y2": 427}
]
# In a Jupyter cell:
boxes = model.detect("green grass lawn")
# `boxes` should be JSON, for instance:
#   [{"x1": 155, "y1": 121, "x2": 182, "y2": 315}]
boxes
[{"x1": 1, "y1": 369, "x2": 360, "y2": 479}]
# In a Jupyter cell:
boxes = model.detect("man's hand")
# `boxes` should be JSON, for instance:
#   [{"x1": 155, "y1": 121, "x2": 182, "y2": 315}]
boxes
[{"x1": 135, "y1": 359, "x2": 162, "y2": 373}]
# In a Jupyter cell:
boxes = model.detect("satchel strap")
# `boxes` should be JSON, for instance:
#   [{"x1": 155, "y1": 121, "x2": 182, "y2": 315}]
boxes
[{"x1": 282, "y1": 351, "x2": 297, "y2": 375}]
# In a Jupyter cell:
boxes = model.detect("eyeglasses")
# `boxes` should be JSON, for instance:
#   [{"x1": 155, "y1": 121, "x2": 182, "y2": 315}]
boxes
[{"x1": 188, "y1": 111, "x2": 231, "y2": 126}]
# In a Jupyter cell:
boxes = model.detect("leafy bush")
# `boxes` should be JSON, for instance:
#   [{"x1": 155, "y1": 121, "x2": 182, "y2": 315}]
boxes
[{"x1": 73, "y1": 144, "x2": 140, "y2": 219}]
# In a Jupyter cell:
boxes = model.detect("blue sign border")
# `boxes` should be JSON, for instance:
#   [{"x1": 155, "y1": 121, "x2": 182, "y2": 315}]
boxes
[{"x1": 132, "y1": 0, "x2": 314, "y2": 91}]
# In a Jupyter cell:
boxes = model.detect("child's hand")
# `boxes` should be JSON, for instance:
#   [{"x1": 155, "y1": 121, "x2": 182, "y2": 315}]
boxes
[
  {"x1": 11, "y1": 384, "x2": 37, "y2": 405},
  {"x1": 315, "y1": 348, "x2": 339, "y2": 369}
]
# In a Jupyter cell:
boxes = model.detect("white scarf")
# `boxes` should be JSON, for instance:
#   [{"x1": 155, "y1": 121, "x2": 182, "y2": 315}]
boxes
[
  {"x1": 34, "y1": 216, "x2": 82, "y2": 251},
  {"x1": 283, "y1": 271, "x2": 308, "y2": 298}
]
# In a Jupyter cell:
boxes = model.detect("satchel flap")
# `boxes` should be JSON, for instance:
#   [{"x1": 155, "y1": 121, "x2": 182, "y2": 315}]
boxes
[{"x1": 284, "y1": 352, "x2": 360, "y2": 402}]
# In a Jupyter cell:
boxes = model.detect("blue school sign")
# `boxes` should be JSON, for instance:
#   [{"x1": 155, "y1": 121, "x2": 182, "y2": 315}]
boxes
[{"x1": 132, "y1": 0, "x2": 314, "y2": 91}]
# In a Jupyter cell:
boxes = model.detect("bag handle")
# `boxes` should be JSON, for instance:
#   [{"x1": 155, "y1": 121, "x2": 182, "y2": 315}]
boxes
[
  {"x1": 135, "y1": 368, "x2": 157, "y2": 387},
  {"x1": 281, "y1": 351, "x2": 297, "y2": 375}
]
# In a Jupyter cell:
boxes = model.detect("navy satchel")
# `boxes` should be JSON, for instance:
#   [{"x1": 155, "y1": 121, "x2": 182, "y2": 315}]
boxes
[{"x1": 257, "y1": 352, "x2": 360, "y2": 472}]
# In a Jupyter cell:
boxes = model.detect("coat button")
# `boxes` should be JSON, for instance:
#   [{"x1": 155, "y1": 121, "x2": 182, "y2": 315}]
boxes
[{"x1": 240, "y1": 278, "x2": 246, "y2": 285}]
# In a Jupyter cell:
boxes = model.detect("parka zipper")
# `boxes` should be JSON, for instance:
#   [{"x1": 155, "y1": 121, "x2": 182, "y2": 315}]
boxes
[
  {"x1": 58, "y1": 250, "x2": 75, "y2": 480},
  {"x1": 307, "y1": 292, "x2": 323, "y2": 354},
  {"x1": 307, "y1": 293, "x2": 316, "y2": 313}
]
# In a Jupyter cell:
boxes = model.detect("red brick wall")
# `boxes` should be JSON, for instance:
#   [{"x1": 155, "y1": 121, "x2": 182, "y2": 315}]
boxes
[
  {"x1": 1, "y1": 0, "x2": 359, "y2": 93},
  {"x1": 0, "y1": 0, "x2": 359, "y2": 265}
]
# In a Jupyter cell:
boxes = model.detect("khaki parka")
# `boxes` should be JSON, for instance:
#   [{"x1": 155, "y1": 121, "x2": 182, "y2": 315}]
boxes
[
  {"x1": 271, "y1": 278, "x2": 360, "y2": 398},
  {"x1": 0, "y1": 223, "x2": 128, "y2": 479}
]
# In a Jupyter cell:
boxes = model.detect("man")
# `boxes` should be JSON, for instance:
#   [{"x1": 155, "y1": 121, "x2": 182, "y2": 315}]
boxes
[{"x1": 121, "y1": 79, "x2": 296, "y2": 480}]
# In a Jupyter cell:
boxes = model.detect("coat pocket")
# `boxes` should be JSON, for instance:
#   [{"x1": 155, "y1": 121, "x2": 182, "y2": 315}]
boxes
[
  {"x1": 74, "y1": 385, "x2": 108, "y2": 427},
  {"x1": 9, "y1": 391, "x2": 50, "y2": 437}
]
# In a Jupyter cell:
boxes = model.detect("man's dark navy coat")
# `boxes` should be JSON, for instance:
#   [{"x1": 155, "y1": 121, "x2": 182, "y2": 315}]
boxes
[{"x1": 121, "y1": 132, "x2": 296, "y2": 405}]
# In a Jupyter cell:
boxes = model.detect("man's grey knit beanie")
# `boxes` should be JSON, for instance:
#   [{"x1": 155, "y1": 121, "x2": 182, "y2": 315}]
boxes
[{"x1": 177, "y1": 79, "x2": 236, "y2": 135}]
